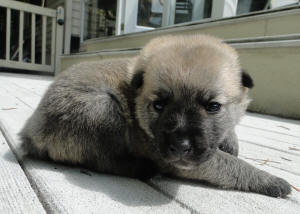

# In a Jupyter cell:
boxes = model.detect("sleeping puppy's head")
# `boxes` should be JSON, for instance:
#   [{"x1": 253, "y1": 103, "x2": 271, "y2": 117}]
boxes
[{"x1": 131, "y1": 34, "x2": 253, "y2": 169}]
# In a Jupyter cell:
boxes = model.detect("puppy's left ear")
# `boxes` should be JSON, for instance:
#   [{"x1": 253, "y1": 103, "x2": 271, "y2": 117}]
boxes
[
  {"x1": 131, "y1": 70, "x2": 145, "y2": 90},
  {"x1": 241, "y1": 69, "x2": 254, "y2": 89}
]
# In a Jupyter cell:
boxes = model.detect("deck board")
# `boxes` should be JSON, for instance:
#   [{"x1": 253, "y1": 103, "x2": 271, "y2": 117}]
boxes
[
  {"x1": 0, "y1": 72, "x2": 299, "y2": 214},
  {"x1": 0, "y1": 72, "x2": 52, "y2": 96},
  {"x1": 0, "y1": 132, "x2": 45, "y2": 214},
  {"x1": 239, "y1": 142, "x2": 300, "y2": 175},
  {"x1": 240, "y1": 114, "x2": 300, "y2": 138},
  {"x1": 0, "y1": 80, "x2": 41, "y2": 109},
  {"x1": 237, "y1": 125, "x2": 300, "y2": 148}
]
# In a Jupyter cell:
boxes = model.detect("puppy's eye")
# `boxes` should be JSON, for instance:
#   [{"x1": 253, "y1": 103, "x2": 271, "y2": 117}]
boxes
[
  {"x1": 205, "y1": 102, "x2": 222, "y2": 113},
  {"x1": 153, "y1": 100, "x2": 164, "y2": 112}
]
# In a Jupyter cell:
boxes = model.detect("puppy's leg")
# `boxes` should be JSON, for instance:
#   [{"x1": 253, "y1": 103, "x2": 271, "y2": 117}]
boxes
[
  {"x1": 219, "y1": 130, "x2": 239, "y2": 156},
  {"x1": 172, "y1": 150, "x2": 291, "y2": 197}
]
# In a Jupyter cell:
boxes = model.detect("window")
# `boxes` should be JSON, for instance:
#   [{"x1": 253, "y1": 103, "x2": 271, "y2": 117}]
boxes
[
  {"x1": 81, "y1": 0, "x2": 300, "y2": 40},
  {"x1": 83, "y1": 0, "x2": 117, "y2": 40},
  {"x1": 118, "y1": 0, "x2": 299, "y2": 35}
]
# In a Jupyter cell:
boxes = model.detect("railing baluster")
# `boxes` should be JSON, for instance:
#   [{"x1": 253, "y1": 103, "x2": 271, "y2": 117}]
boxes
[
  {"x1": 55, "y1": 7, "x2": 64, "y2": 74},
  {"x1": 31, "y1": 13, "x2": 36, "y2": 64},
  {"x1": 19, "y1": 11, "x2": 24, "y2": 62},
  {"x1": 42, "y1": 15, "x2": 47, "y2": 65},
  {"x1": 51, "y1": 17, "x2": 56, "y2": 67},
  {"x1": 6, "y1": 8, "x2": 11, "y2": 61}
]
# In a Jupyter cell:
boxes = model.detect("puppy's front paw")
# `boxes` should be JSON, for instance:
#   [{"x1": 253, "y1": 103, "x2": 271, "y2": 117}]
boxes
[{"x1": 254, "y1": 176, "x2": 291, "y2": 198}]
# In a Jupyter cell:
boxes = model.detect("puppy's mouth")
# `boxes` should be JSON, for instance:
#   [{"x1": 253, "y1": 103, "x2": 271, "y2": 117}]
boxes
[
  {"x1": 164, "y1": 157, "x2": 197, "y2": 170},
  {"x1": 172, "y1": 159, "x2": 196, "y2": 170},
  {"x1": 162, "y1": 147, "x2": 215, "y2": 170}
]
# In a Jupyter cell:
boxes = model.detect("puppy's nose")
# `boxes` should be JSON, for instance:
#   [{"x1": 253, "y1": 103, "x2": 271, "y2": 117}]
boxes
[{"x1": 168, "y1": 139, "x2": 192, "y2": 156}]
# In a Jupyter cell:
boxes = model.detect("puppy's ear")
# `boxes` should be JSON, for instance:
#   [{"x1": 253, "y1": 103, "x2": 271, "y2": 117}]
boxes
[
  {"x1": 131, "y1": 70, "x2": 145, "y2": 90},
  {"x1": 241, "y1": 69, "x2": 254, "y2": 89}
]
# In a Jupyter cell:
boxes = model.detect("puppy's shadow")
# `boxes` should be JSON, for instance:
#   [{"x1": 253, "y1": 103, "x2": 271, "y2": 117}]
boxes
[{"x1": 3, "y1": 151, "x2": 179, "y2": 207}]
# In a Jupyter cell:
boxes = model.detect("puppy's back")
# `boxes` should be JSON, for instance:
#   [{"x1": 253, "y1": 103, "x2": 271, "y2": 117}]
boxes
[{"x1": 20, "y1": 58, "x2": 131, "y2": 166}]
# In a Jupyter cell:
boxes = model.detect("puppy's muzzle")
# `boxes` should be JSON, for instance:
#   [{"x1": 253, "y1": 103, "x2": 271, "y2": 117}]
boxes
[{"x1": 168, "y1": 139, "x2": 192, "y2": 156}]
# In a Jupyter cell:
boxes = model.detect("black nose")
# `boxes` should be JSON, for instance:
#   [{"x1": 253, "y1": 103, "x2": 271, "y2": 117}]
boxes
[{"x1": 168, "y1": 139, "x2": 192, "y2": 156}]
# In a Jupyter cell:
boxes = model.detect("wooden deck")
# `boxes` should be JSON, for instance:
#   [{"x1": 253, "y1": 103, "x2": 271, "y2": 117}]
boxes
[{"x1": 0, "y1": 72, "x2": 299, "y2": 214}]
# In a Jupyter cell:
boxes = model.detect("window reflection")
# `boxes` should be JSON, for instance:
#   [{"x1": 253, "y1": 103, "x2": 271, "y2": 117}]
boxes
[
  {"x1": 82, "y1": 0, "x2": 300, "y2": 39},
  {"x1": 138, "y1": 0, "x2": 164, "y2": 28},
  {"x1": 173, "y1": 0, "x2": 299, "y2": 25},
  {"x1": 175, "y1": 0, "x2": 212, "y2": 24},
  {"x1": 237, "y1": 0, "x2": 268, "y2": 14},
  {"x1": 84, "y1": 0, "x2": 117, "y2": 40}
]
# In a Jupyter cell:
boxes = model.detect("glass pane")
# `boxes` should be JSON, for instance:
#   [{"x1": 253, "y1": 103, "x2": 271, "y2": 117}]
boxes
[
  {"x1": 237, "y1": 0, "x2": 299, "y2": 15},
  {"x1": 84, "y1": 0, "x2": 117, "y2": 40},
  {"x1": 173, "y1": 0, "x2": 299, "y2": 25},
  {"x1": 81, "y1": 0, "x2": 299, "y2": 37},
  {"x1": 174, "y1": 0, "x2": 212, "y2": 24},
  {"x1": 138, "y1": 0, "x2": 164, "y2": 28}
]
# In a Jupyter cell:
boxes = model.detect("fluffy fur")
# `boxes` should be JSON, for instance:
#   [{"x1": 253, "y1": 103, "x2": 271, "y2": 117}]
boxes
[{"x1": 20, "y1": 34, "x2": 291, "y2": 197}]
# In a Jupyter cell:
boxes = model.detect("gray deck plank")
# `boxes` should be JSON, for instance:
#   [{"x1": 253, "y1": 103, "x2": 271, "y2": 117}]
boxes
[
  {"x1": 237, "y1": 125, "x2": 300, "y2": 147},
  {"x1": 0, "y1": 72, "x2": 300, "y2": 214},
  {"x1": 240, "y1": 113, "x2": 300, "y2": 138},
  {"x1": 0, "y1": 80, "x2": 41, "y2": 109},
  {"x1": 239, "y1": 142, "x2": 300, "y2": 175},
  {"x1": 0, "y1": 72, "x2": 52, "y2": 97},
  {"x1": 0, "y1": 132, "x2": 45, "y2": 214}
]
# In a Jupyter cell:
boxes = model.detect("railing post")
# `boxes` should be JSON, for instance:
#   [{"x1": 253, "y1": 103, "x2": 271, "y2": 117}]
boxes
[
  {"x1": 6, "y1": 8, "x2": 11, "y2": 61},
  {"x1": 55, "y1": 6, "x2": 64, "y2": 75},
  {"x1": 80, "y1": 0, "x2": 85, "y2": 43},
  {"x1": 64, "y1": 0, "x2": 72, "y2": 55},
  {"x1": 31, "y1": 13, "x2": 36, "y2": 64}
]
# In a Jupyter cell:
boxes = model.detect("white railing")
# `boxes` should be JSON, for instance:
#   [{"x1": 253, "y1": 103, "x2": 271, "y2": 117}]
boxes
[{"x1": 0, "y1": 0, "x2": 64, "y2": 74}]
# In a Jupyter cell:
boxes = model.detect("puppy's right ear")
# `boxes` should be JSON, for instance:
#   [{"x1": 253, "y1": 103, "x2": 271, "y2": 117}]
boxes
[
  {"x1": 131, "y1": 70, "x2": 145, "y2": 90},
  {"x1": 241, "y1": 69, "x2": 254, "y2": 89}
]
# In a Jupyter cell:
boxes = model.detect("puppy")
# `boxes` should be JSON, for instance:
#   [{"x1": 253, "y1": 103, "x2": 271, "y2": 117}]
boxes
[{"x1": 20, "y1": 34, "x2": 291, "y2": 198}]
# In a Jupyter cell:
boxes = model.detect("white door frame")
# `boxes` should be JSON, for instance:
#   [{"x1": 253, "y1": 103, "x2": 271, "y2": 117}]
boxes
[
  {"x1": 211, "y1": 0, "x2": 238, "y2": 18},
  {"x1": 123, "y1": 0, "x2": 155, "y2": 34}
]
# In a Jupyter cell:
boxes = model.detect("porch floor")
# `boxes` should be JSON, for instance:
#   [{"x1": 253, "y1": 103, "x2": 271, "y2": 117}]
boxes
[{"x1": 0, "y1": 72, "x2": 299, "y2": 214}]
